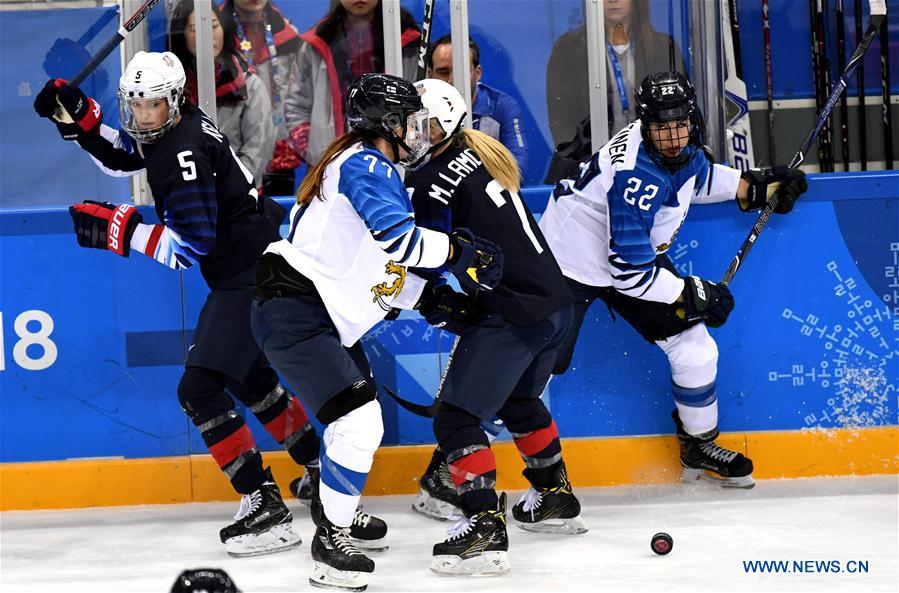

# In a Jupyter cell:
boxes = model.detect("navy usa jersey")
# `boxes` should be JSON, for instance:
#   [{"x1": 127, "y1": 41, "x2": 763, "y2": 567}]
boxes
[
  {"x1": 406, "y1": 143, "x2": 572, "y2": 326},
  {"x1": 77, "y1": 104, "x2": 284, "y2": 289}
]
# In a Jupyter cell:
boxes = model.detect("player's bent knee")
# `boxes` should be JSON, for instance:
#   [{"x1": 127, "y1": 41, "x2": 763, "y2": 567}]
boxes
[
  {"x1": 658, "y1": 324, "x2": 719, "y2": 388},
  {"x1": 316, "y1": 378, "x2": 378, "y2": 425},
  {"x1": 324, "y1": 399, "x2": 384, "y2": 454},
  {"x1": 177, "y1": 366, "x2": 226, "y2": 414}
]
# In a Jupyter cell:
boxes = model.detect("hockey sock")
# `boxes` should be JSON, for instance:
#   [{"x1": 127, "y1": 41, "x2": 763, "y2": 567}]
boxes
[
  {"x1": 319, "y1": 399, "x2": 383, "y2": 527},
  {"x1": 511, "y1": 420, "x2": 562, "y2": 487},
  {"x1": 246, "y1": 382, "x2": 319, "y2": 466},
  {"x1": 435, "y1": 403, "x2": 497, "y2": 514},
  {"x1": 673, "y1": 382, "x2": 718, "y2": 436}
]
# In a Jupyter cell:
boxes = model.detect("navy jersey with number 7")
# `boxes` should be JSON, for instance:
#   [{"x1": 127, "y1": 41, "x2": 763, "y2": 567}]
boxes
[{"x1": 406, "y1": 143, "x2": 572, "y2": 326}]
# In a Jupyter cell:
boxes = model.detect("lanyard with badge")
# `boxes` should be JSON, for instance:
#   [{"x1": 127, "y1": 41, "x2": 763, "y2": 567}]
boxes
[
  {"x1": 234, "y1": 9, "x2": 285, "y2": 128},
  {"x1": 605, "y1": 42, "x2": 631, "y2": 117}
]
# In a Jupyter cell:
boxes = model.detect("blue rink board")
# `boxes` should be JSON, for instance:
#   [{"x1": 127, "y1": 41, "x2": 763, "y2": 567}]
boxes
[{"x1": 0, "y1": 173, "x2": 896, "y2": 463}]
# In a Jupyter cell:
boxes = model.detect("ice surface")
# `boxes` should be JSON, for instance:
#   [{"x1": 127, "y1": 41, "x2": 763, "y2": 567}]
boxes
[{"x1": 1, "y1": 475, "x2": 896, "y2": 593}]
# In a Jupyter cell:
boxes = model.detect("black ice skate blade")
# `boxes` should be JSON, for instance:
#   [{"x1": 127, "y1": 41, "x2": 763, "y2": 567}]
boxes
[
  {"x1": 680, "y1": 467, "x2": 756, "y2": 489},
  {"x1": 308, "y1": 577, "x2": 367, "y2": 592},
  {"x1": 513, "y1": 515, "x2": 589, "y2": 535},
  {"x1": 350, "y1": 536, "x2": 389, "y2": 552}
]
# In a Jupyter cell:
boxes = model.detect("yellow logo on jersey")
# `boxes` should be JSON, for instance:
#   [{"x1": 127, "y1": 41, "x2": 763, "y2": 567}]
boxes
[{"x1": 371, "y1": 261, "x2": 406, "y2": 311}]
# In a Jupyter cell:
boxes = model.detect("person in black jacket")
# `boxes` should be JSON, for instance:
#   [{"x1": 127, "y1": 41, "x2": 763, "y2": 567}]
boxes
[
  {"x1": 406, "y1": 79, "x2": 586, "y2": 577},
  {"x1": 546, "y1": 0, "x2": 685, "y2": 146}
]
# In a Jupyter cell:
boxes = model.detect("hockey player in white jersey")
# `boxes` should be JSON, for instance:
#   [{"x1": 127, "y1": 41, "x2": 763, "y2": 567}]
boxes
[
  {"x1": 250, "y1": 73, "x2": 503, "y2": 591},
  {"x1": 539, "y1": 71, "x2": 808, "y2": 488}
]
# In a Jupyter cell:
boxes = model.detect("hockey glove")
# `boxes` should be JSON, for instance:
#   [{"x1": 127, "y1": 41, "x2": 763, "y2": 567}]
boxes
[
  {"x1": 415, "y1": 284, "x2": 479, "y2": 334},
  {"x1": 447, "y1": 228, "x2": 504, "y2": 293},
  {"x1": 33, "y1": 79, "x2": 102, "y2": 140},
  {"x1": 679, "y1": 276, "x2": 734, "y2": 328},
  {"x1": 740, "y1": 166, "x2": 807, "y2": 214},
  {"x1": 69, "y1": 200, "x2": 142, "y2": 257}
]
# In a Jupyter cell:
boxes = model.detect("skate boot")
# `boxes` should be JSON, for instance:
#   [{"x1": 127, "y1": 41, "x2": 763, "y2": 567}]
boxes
[
  {"x1": 219, "y1": 468, "x2": 302, "y2": 557},
  {"x1": 674, "y1": 411, "x2": 755, "y2": 489},
  {"x1": 412, "y1": 447, "x2": 462, "y2": 520},
  {"x1": 307, "y1": 470, "x2": 389, "y2": 552},
  {"x1": 430, "y1": 493, "x2": 511, "y2": 577},
  {"x1": 309, "y1": 513, "x2": 375, "y2": 592},
  {"x1": 289, "y1": 461, "x2": 320, "y2": 506},
  {"x1": 349, "y1": 506, "x2": 388, "y2": 552},
  {"x1": 512, "y1": 463, "x2": 588, "y2": 535}
]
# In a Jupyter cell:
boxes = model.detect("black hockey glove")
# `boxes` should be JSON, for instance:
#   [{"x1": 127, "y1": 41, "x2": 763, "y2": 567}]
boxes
[
  {"x1": 740, "y1": 166, "x2": 807, "y2": 214},
  {"x1": 34, "y1": 79, "x2": 102, "y2": 140},
  {"x1": 679, "y1": 276, "x2": 734, "y2": 328},
  {"x1": 447, "y1": 228, "x2": 504, "y2": 293},
  {"x1": 415, "y1": 284, "x2": 478, "y2": 334},
  {"x1": 69, "y1": 200, "x2": 142, "y2": 257}
]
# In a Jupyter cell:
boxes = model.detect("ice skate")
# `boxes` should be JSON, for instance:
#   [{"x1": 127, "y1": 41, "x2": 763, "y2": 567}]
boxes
[
  {"x1": 219, "y1": 469, "x2": 302, "y2": 557},
  {"x1": 289, "y1": 461, "x2": 320, "y2": 506},
  {"x1": 412, "y1": 448, "x2": 462, "y2": 520},
  {"x1": 675, "y1": 412, "x2": 755, "y2": 489},
  {"x1": 512, "y1": 464, "x2": 588, "y2": 535},
  {"x1": 430, "y1": 493, "x2": 511, "y2": 577},
  {"x1": 349, "y1": 506, "x2": 388, "y2": 551},
  {"x1": 309, "y1": 513, "x2": 375, "y2": 591}
]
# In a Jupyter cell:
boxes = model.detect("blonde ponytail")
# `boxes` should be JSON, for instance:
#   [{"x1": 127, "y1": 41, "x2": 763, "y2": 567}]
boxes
[{"x1": 460, "y1": 129, "x2": 520, "y2": 194}]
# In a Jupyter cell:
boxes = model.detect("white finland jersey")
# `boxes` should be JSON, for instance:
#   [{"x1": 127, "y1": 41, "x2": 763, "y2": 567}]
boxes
[
  {"x1": 538, "y1": 122, "x2": 741, "y2": 304},
  {"x1": 265, "y1": 142, "x2": 450, "y2": 346}
]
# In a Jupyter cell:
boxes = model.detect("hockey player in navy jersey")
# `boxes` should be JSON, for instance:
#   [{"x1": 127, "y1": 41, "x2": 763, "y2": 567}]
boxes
[
  {"x1": 403, "y1": 79, "x2": 584, "y2": 577},
  {"x1": 31, "y1": 51, "x2": 379, "y2": 557},
  {"x1": 249, "y1": 73, "x2": 503, "y2": 590},
  {"x1": 539, "y1": 71, "x2": 808, "y2": 488}
]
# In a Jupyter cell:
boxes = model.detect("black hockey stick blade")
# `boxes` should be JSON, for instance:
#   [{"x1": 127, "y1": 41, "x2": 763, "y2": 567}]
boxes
[
  {"x1": 721, "y1": 0, "x2": 886, "y2": 286},
  {"x1": 69, "y1": 0, "x2": 163, "y2": 88},
  {"x1": 382, "y1": 385, "x2": 439, "y2": 418}
]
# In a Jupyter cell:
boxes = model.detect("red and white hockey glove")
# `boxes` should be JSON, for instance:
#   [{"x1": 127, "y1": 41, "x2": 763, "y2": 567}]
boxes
[
  {"x1": 69, "y1": 201, "x2": 142, "y2": 257},
  {"x1": 33, "y1": 79, "x2": 102, "y2": 141}
]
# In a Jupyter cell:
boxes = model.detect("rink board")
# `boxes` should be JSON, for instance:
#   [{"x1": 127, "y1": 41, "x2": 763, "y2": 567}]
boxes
[{"x1": 0, "y1": 173, "x2": 897, "y2": 508}]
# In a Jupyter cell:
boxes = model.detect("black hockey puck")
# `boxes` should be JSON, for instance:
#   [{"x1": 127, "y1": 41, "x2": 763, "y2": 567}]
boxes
[{"x1": 651, "y1": 532, "x2": 673, "y2": 555}]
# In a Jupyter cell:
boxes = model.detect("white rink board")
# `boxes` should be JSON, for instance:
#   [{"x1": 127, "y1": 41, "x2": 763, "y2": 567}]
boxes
[{"x1": 1, "y1": 476, "x2": 896, "y2": 593}]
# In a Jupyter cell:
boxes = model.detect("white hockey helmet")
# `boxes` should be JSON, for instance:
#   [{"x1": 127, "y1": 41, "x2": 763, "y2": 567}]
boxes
[
  {"x1": 414, "y1": 78, "x2": 467, "y2": 143},
  {"x1": 118, "y1": 51, "x2": 186, "y2": 143}
]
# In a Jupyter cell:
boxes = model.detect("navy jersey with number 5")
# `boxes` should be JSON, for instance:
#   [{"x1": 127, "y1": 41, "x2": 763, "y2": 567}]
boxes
[
  {"x1": 76, "y1": 104, "x2": 284, "y2": 289},
  {"x1": 406, "y1": 143, "x2": 572, "y2": 326}
]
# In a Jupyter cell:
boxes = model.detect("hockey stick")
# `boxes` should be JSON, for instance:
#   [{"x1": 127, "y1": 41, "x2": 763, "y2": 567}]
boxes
[
  {"x1": 722, "y1": 0, "x2": 754, "y2": 170},
  {"x1": 814, "y1": 0, "x2": 834, "y2": 171},
  {"x1": 383, "y1": 385, "x2": 439, "y2": 418},
  {"x1": 762, "y1": 0, "x2": 776, "y2": 164},
  {"x1": 855, "y1": 0, "x2": 868, "y2": 170},
  {"x1": 721, "y1": 0, "x2": 887, "y2": 286},
  {"x1": 415, "y1": 0, "x2": 436, "y2": 80},
  {"x1": 836, "y1": 0, "x2": 850, "y2": 171},
  {"x1": 69, "y1": 0, "x2": 163, "y2": 88},
  {"x1": 881, "y1": 16, "x2": 894, "y2": 169}
]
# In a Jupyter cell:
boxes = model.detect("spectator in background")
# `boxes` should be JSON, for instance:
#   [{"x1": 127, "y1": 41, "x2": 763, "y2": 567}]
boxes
[
  {"x1": 427, "y1": 35, "x2": 528, "y2": 175},
  {"x1": 286, "y1": 0, "x2": 421, "y2": 168},
  {"x1": 169, "y1": 0, "x2": 275, "y2": 186},
  {"x1": 219, "y1": 0, "x2": 303, "y2": 195},
  {"x1": 546, "y1": 0, "x2": 684, "y2": 146}
]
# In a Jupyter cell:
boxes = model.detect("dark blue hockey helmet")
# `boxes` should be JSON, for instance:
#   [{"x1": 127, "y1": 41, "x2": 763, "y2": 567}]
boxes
[
  {"x1": 345, "y1": 73, "x2": 430, "y2": 164},
  {"x1": 635, "y1": 71, "x2": 705, "y2": 170},
  {"x1": 170, "y1": 568, "x2": 240, "y2": 593}
]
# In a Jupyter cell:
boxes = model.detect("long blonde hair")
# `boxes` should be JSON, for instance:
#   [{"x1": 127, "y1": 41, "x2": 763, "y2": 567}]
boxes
[
  {"x1": 296, "y1": 131, "x2": 369, "y2": 206},
  {"x1": 459, "y1": 129, "x2": 520, "y2": 194}
]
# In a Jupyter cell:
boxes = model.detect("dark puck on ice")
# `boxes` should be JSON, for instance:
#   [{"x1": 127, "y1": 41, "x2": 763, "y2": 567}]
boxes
[{"x1": 651, "y1": 532, "x2": 673, "y2": 555}]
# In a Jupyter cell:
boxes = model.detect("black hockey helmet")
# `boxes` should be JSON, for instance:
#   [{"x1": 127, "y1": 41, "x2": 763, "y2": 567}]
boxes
[
  {"x1": 345, "y1": 73, "x2": 430, "y2": 164},
  {"x1": 170, "y1": 568, "x2": 240, "y2": 593},
  {"x1": 635, "y1": 71, "x2": 705, "y2": 170}
]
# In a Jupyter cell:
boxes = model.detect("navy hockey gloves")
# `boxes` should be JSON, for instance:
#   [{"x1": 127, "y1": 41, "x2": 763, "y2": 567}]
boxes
[
  {"x1": 415, "y1": 284, "x2": 478, "y2": 334},
  {"x1": 69, "y1": 200, "x2": 142, "y2": 257},
  {"x1": 447, "y1": 228, "x2": 504, "y2": 293},
  {"x1": 34, "y1": 79, "x2": 102, "y2": 140},
  {"x1": 680, "y1": 276, "x2": 734, "y2": 328},
  {"x1": 740, "y1": 166, "x2": 807, "y2": 214}
]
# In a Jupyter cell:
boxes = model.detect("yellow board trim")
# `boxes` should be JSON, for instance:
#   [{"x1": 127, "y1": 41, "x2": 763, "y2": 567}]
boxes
[{"x1": 1, "y1": 427, "x2": 896, "y2": 511}]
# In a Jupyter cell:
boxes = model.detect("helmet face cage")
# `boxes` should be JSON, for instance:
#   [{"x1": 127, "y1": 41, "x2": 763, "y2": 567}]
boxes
[
  {"x1": 635, "y1": 72, "x2": 703, "y2": 170},
  {"x1": 397, "y1": 108, "x2": 431, "y2": 165},
  {"x1": 118, "y1": 52, "x2": 186, "y2": 143}
]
